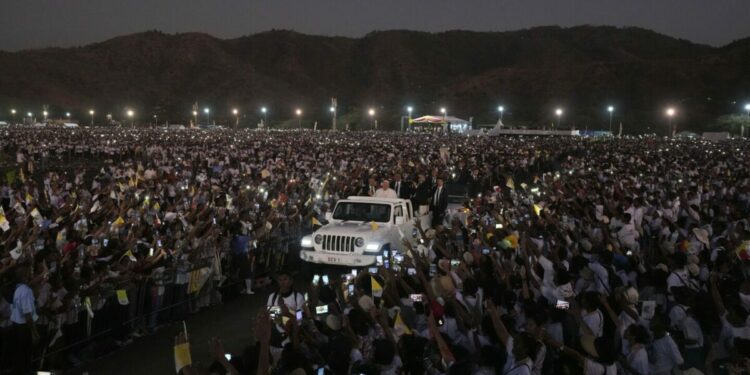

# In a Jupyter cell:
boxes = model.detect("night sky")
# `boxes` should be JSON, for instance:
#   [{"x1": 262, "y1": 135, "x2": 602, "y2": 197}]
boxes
[{"x1": 0, "y1": 0, "x2": 748, "y2": 51}]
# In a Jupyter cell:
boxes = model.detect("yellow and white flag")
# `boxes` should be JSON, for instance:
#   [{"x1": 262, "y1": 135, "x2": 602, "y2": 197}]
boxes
[
  {"x1": 0, "y1": 206, "x2": 9, "y2": 232},
  {"x1": 505, "y1": 177, "x2": 515, "y2": 190},
  {"x1": 393, "y1": 311, "x2": 412, "y2": 336},
  {"x1": 371, "y1": 276, "x2": 383, "y2": 298},
  {"x1": 370, "y1": 221, "x2": 379, "y2": 231}
]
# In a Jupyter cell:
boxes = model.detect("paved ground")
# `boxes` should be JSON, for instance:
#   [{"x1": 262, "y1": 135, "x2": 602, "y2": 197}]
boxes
[{"x1": 78, "y1": 290, "x2": 265, "y2": 375}]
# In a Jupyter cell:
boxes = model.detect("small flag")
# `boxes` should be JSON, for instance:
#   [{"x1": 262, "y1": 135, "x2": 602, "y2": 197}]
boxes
[
  {"x1": 393, "y1": 311, "x2": 412, "y2": 336},
  {"x1": 119, "y1": 250, "x2": 137, "y2": 262},
  {"x1": 533, "y1": 204, "x2": 542, "y2": 216},
  {"x1": 25, "y1": 192, "x2": 33, "y2": 205},
  {"x1": 174, "y1": 342, "x2": 193, "y2": 373},
  {"x1": 84, "y1": 297, "x2": 94, "y2": 318},
  {"x1": 113, "y1": 216, "x2": 125, "y2": 226},
  {"x1": 371, "y1": 276, "x2": 383, "y2": 298},
  {"x1": 116, "y1": 290, "x2": 129, "y2": 305},
  {"x1": 370, "y1": 221, "x2": 379, "y2": 231},
  {"x1": 153, "y1": 202, "x2": 161, "y2": 211},
  {"x1": 312, "y1": 217, "x2": 322, "y2": 227},
  {"x1": 19, "y1": 168, "x2": 26, "y2": 183},
  {"x1": 0, "y1": 206, "x2": 9, "y2": 232},
  {"x1": 505, "y1": 177, "x2": 515, "y2": 190},
  {"x1": 736, "y1": 240, "x2": 750, "y2": 261}
]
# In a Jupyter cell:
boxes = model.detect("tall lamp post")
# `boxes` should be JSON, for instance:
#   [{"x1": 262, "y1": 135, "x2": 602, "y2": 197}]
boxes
[
  {"x1": 330, "y1": 106, "x2": 336, "y2": 130},
  {"x1": 66, "y1": 112, "x2": 71, "y2": 121},
  {"x1": 498, "y1": 106, "x2": 505, "y2": 121},
  {"x1": 607, "y1": 106, "x2": 614, "y2": 133},
  {"x1": 555, "y1": 108, "x2": 563, "y2": 128},
  {"x1": 192, "y1": 110, "x2": 198, "y2": 127},
  {"x1": 27, "y1": 112, "x2": 33, "y2": 124},
  {"x1": 232, "y1": 108, "x2": 239, "y2": 128},
  {"x1": 296, "y1": 108, "x2": 302, "y2": 129},
  {"x1": 204, "y1": 108, "x2": 210, "y2": 125},
  {"x1": 368, "y1": 108, "x2": 376, "y2": 130},
  {"x1": 743, "y1": 103, "x2": 750, "y2": 138},
  {"x1": 127, "y1": 109, "x2": 135, "y2": 127},
  {"x1": 405, "y1": 106, "x2": 413, "y2": 132},
  {"x1": 666, "y1": 107, "x2": 676, "y2": 137},
  {"x1": 89, "y1": 109, "x2": 95, "y2": 126},
  {"x1": 10, "y1": 109, "x2": 16, "y2": 124},
  {"x1": 43, "y1": 110, "x2": 48, "y2": 122},
  {"x1": 261, "y1": 107, "x2": 267, "y2": 128}
]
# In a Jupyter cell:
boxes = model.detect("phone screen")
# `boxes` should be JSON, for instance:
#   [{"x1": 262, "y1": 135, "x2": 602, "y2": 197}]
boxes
[
  {"x1": 407, "y1": 268, "x2": 417, "y2": 276},
  {"x1": 556, "y1": 300, "x2": 570, "y2": 310},
  {"x1": 429, "y1": 264, "x2": 437, "y2": 277},
  {"x1": 322, "y1": 275, "x2": 329, "y2": 285},
  {"x1": 450, "y1": 259, "x2": 460, "y2": 269},
  {"x1": 157, "y1": 239, "x2": 162, "y2": 247},
  {"x1": 384, "y1": 260, "x2": 390, "y2": 269},
  {"x1": 103, "y1": 239, "x2": 109, "y2": 247},
  {"x1": 348, "y1": 284, "x2": 354, "y2": 295},
  {"x1": 410, "y1": 294, "x2": 423, "y2": 302},
  {"x1": 313, "y1": 274, "x2": 320, "y2": 284},
  {"x1": 295, "y1": 310, "x2": 303, "y2": 321},
  {"x1": 482, "y1": 248, "x2": 490, "y2": 255},
  {"x1": 376, "y1": 256, "x2": 383, "y2": 266},
  {"x1": 224, "y1": 353, "x2": 232, "y2": 361},
  {"x1": 316, "y1": 305, "x2": 329, "y2": 314},
  {"x1": 368, "y1": 267, "x2": 378, "y2": 274}
]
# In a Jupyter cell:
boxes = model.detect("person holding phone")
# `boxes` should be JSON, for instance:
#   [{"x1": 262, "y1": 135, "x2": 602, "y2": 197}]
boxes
[{"x1": 266, "y1": 269, "x2": 306, "y2": 355}]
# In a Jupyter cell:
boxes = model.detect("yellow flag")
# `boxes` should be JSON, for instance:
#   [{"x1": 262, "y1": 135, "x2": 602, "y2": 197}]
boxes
[
  {"x1": 25, "y1": 192, "x2": 33, "y2": 205},
  {"x1": 19, "y1": 168, "x2": 26, "y2": 183},
  {"x1": 116, "y1": 290, "x2": 129, "y2": 305},
  {"x1": 119, "y1": 250, "x2": 137, "y2": 262},
  {"x1": 394, "y1": 311, "x2": 412, "y2": 335},
  {"x1": 153, "y1": 202, "x2": 161, "y2": 211},
  {"x1": 312, "y1": 217, "x2": 322, "y2": 226},
  {"x1": 371, "y1": 276, "x2": 383, "y2": 298},
  {"x1": 505, "y1": 177, "x2": 515, "y2": 190},
  {"x1": 370, "y1": 221, "x2": 379, "y2": 231},
  {"x1": 113, "y1": 216, "x2": 125, "y2": 226},
  {"x1": 533, "y1": 204, "x2": 542, "y2": 217},
  {"x1": 0, "y1": 206, "x2": 9, "y2": 232},
  {"x1": 174, "y1": 343, "x2": 192, "y2": 373}
]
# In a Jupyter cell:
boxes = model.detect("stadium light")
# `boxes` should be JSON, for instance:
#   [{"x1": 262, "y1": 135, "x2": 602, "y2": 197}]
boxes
[
  {"x1": 607, "y1": 106, "x2": 614, "y2": 133},
  {"x1": 296, "y1": 108, "x2": 302, "y2": 129},
  {"x1": 666, "y1": 107, "x2": 676, "y2": 137},
  {"x1": 89, "y1": 109, "x2": 95, "y2": 126},
  {"x1": 555, "y1": 108, "x2": 563, "y2": 128}
]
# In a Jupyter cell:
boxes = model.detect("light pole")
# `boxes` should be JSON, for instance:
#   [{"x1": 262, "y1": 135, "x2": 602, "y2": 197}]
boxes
[
  {"x1": 330, "y1": 106, "x2": 336, "y2": 130},
  {"x1": 555, "y1": 108, "x2": 563, "y2": 128},
  {"x1": 192, "y1": 111, "x2": 198, "y2": 127},
  {"x1": 232, "y1": 108, "x2": 239, "y2": 128},
  {"x1": 498, "y1": 106, "x2": 505, "y2": 121},
  {"x1": 10, "y1": 109, "x2": 16, "y2": 124},
  {"x1": 127, "y1": 109, "x2": 135, "y2": 127},
  {"x1": 261, "y1": 107, "x2": 267, "y2": 128},
  {"x1": 204, "y1": 107, "x2": 210, "y2": 125},
  {"x1": 43, "y1": 110, "x2": 48, "y2": 122},
  {"x1": 153, "y1": 114, "x2": 158, "y2": 127},
  {"x1": 89, "y1": 109, "x2": 94, "y2": 126},
  {"x1": 27, "y1": 112, "x2": 33, "y2": 124},
  {"x1": 743, "y1": 103, "x2": 750, "y2": 138},
  {"x1": 368, "y1": 108, "x2": 376, "y2": 130},
  {"x1": 607, "y1": 106, "x2": 614, "y2": 133},
  {"x1": 405, "y1": 106, "x2": 413, "y2": 132},
  {"x1": 296, "y1": 108, "x2": 302, "y2": 129},
  {"x1": 666, "y1": 107, "x2": 675, "y2": 137}
]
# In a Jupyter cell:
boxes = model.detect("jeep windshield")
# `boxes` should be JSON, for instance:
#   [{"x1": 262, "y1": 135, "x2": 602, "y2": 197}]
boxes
[{"x1": 332, "y1": 202, "x2": 391, "y2": 223}]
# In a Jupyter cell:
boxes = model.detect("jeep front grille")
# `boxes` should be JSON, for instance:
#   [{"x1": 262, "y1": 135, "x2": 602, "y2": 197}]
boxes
[{"x1": 321, "y1": 235, "x2": 355, "y2": 252}]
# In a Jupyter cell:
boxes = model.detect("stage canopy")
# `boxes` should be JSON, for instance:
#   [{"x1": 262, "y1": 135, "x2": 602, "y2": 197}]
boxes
[{"x1": 410, "y1": 115, "x2": 469, "y2": 124}]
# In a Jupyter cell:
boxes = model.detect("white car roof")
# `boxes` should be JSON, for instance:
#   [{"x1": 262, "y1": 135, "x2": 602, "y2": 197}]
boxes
[{"x1": 344, "y1": 196, "x2": 410, "y2": 205}]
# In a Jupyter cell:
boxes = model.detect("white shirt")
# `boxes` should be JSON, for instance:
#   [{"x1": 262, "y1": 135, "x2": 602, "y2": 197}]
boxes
[
  {"x1": 625, "y1": 345, "x2": 649, "y2": 375},
  {"x1": 503, "y1": 337, "x2": 533, "y2": 375},
  {"x1": 582, "y1": 309, "x2": 604, "y2": 337},
  {"x1": 584, "y1": 359, "x2": 617, "y2": 375},
  {"x1": 649, "y1": 334, "x2": 684, "y2": 375},
  {"x1": 266, "y1": 291, "x2": 306, "y2": 311},
  {"x1": 11, "y1": 283, "x2": 38, "y2": 324},
  {"x1": 374, "y1": 188, "x2": 398, "y2": 199}
]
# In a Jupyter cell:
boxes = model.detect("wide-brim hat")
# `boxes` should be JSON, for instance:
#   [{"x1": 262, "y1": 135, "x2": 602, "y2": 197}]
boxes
[{"x1": 692, "y1": 228, "x2": 710, "y2": 247}]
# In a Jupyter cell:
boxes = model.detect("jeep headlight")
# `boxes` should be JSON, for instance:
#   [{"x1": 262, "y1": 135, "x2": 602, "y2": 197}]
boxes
[
  {"x1": 365, "y1": 242, "x2": 380, "y2": 252},
  {"x1": 355, "y1": 237, "x2": 365, "y2": 247},
  {"x1": 301, "y1": 236, "x2": 313, "y2": 248},
  {"x1": 314, "y1": 235, "x2": 323, "y2": 244}
]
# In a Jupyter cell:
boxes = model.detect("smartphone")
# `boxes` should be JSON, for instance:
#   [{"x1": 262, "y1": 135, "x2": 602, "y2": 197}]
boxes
[
  {"x1": 376, "y1": 256, "x2": 383, "y2": 266},
  {"x1": 351, "y1": 269, "x2": 358, "y2": 277},
  {"x1": 626, "y1": 250, "x2": 633, "y2": 256},
  {"x1": 149, "y1": 248, "x2": 154, "y2": 257},
  {"x1": 368, "y1": 267, "x2": 378, "y2": 274},
  {"x1": 157, "y1": 239, "x2": 162, "y2": 247},
  {"x1": 437, "y1": 318, "x2": 444, "y2": 327},
  {"x1": 495, "y1": 223, "x2": 503, "y2": 229},
  {"x1": 394, "y1": 254, "x2": 404, "y2": 263},
  {"x1": 407, "y1": 268, "x2": 417, "y2": 276},
  {"x1": 322, "y1": 275, "x2": 329, "y2": 285},
  {"x1": 392, "y1": 264, "x2": 400, "y2": 272},
  {"x1": 224, "y1": 353, "x2": 232, "y2": 361},
  {"x1": 450, "y1": 259, "x2": 460, "y2": 269},
  {"x1": 409, "y1": 294, "x2": 423, "y2": 302},
  {"x1": 316, "y1": 305, "x2": 329, "y2": 314},
  {"x1": 212, "y1": 217, "x2": 217, "y2": 225},
  {"x1": 482, "y1": 248, "x2": 490, "y2": 255},
  {"x1": 295, "y1": 309, "x2": 303, "y2": 321},
  {"x1": 312, "y1": 274, "x2": 320, "y2": 284},
  {"x1": 429, "y1": 264, "x2": 437, "y2": 277},
  {"x1": 268, "y1": 306, "x2": 281, "y2": 319},
  {"x1": 348, "y1": 284, "x2": 354, "y2": 295},
  {"x1": 103, "y1": 239, "x2": 109, "y2": 247},
  {"x1": 556, "y1": 300, "x2": 570, "y2": 310},
  {"x1": 317, "y1": 367, "x2": 325, "y2": 375}
]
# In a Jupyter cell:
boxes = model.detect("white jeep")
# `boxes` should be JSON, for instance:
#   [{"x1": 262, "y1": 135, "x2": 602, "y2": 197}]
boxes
[{"x1": 299, "y1": 196, "x2": 431, "y2": 267}]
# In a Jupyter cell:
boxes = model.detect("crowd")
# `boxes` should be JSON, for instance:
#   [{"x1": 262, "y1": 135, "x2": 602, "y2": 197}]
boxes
[{"x1": 0, "y1": 126, "x2": 749, "y2": 374}]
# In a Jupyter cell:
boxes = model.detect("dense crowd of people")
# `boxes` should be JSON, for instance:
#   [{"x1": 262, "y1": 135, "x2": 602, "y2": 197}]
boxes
[{"x1": 0, "y1": 126, "x2": 749, "y2": 374}]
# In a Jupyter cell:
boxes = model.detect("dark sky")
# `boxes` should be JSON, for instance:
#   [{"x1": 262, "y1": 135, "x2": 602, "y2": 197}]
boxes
[{"x1": 1, "y1": 0, "x2": 748, "y2": 51}]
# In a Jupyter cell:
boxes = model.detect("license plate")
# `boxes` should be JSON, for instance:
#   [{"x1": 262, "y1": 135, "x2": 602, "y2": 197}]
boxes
[{"x1": 327, "y1": 256, "x2": 340, "y2": 263}]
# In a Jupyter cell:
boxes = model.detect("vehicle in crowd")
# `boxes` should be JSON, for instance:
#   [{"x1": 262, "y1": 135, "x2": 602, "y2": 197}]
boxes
[
  {"x1": 0, "y1": 121, "x2": 8, "y2": 127},
  {"x1": 62, "y1": 122, "x2": 79, "y2": 128},
  {"x1": 444, "y1": 183, "x2": 470, "y2": 228},
  {"x1": 300, "y1": 196, "x2": 431, "y2": 267},
  {"x1": 168, "y1": 124, "x2": 186, "y2": 130}
]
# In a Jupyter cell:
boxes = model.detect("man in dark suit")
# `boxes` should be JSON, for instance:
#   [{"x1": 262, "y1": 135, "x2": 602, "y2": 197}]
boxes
[
  {"x1": 412, "y1": 174, "x2": 431, "y2": 209},
  {"x1": 430, "y1": 176, "x2": 448, "y2": 227},
  {"x1": 392, "y1": 174, "x2": 411, "y2": 200}
]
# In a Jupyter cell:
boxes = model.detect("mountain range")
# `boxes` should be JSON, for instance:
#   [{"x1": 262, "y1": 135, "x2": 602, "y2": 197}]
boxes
[{"x1": 1, "y1": 26, "x2": 749, "y2": 132}]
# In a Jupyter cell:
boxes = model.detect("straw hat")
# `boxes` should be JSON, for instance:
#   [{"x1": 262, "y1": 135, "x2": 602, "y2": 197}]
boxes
[{"x1": 692, "y1": 228, "x2": 710, "y2": 247}]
